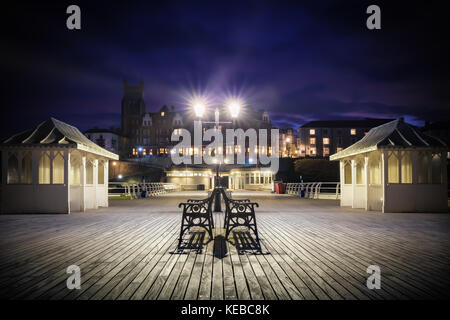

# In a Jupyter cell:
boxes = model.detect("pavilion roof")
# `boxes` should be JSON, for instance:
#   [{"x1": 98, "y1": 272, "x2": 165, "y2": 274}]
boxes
[
  {"x1": 1, "y1": 118, "x2": 119, "y2": 160},
  {"x1": 330, "y1": 119, "x2": 447, "y2": 161}
]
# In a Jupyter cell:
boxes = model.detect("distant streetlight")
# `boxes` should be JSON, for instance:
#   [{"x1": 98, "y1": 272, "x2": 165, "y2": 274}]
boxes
[{"x1": 118, "y1": 174, "x2": 123, "y2": 179}]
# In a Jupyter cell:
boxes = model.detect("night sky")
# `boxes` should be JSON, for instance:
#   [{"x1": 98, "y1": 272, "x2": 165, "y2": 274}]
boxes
[{"x1": 1, "y1": 0, "x2": 449, "y2": 138}]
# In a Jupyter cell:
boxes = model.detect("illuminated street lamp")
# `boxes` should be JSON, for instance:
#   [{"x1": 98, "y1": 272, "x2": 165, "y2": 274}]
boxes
[
  {"x1": 189, "y1": 93, "x2": 246, "y2": 212},
  {"x1": 193, "y1": 102, "x2": 205, "y2": 118},
  {"x1": 226, "y1": 98, "x2": 242, "y2": 119}
]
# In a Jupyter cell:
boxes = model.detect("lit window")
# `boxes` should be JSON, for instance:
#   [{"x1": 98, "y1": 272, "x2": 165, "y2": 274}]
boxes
[
  {"x1": 350, "y1": 129, "x2": 356, "y2": 135},
  {"x1": 337, "y1": 147, "x2": 343, "y2": 152},
  {"x1": 7, "y1": 153, "x2": 19, "y2": 184},
  {"x1": 388, "y1": 151, "x2": 399, "y2": 183},
  {"x1": 21, "y1": 152, "x2": 32, "y2": 184},
  {"x1": 309, "y1": 129, "x2": 315, "y2": 135},
  {"x1": 310, "y1": 147, "x2": 316, "y2": 155},
  {"x1": 401, "y1": 151, "x2": 412, "y2": 183},
  {"x1": 52, "y1": 152, "x2": 65, "y2": 184},
  {"x1": 323, "y1": 148, "x2": 329, "y2": 155},
  {"x1": 323, "y1": 138, "x2": 330, "y2": 145},
  {"x1": 86, "y1": 160, "x2": 94, "y2": 184},
  {"x1": 418, "y1": 152, "x2": 429, "y2": 184},
  {"x1": 39, "y1": 152, "x2": 51, "y2": 184},
  {"x1": 356, "y1": 162, "x2": 364, "y2": 184},
  {"x1": 70, "y1": 155, "x2": 80, "y2": 185},
  {"x1": 310, "y1": 138, "x2": 316, "y2": 144},
  {"x1": 161, "y1": 112, "x2": 165, "y2": 117},
  {"x1": 344, "y1": 162, "x2": 352, "y2": 184},
  {"x1": 431, "y1": 153, "x2": 442, "y2": 184},
  {"x1": 369, "y1": 159, "x2": 381, "y2": 184}
]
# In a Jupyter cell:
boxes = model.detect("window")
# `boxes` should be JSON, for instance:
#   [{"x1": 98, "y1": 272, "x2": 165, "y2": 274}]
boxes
[
  {"x1": 344, "y1": 162, "x2": 352, "y2": 184},
  {"x1": 418, "y1": 152, "x2": 429, "y2": 184},
  {"x1": 401, "y1": 152, "x2": 412, "y2": 183},
  {"x1": 250, "y1": 175, "x2": 254, "y2": 184},
  {"x1": 337, "y1": 147, "x2": 343, "y2": 152},
  {"x1": 388, "y1": 152, "x2": 399, "y2": 183},
  {"x1": 7, "y1": 153, "x2": 19, "y2": 184},
  {"x1": 310, "y1": 147, "x2": 316, "y2": 155},
  {"x1": 52, "y1": 152, "x2": 65, "y2": 184},
  {"x1": 369, "y1": 159, "x2": 381, "y2": 184},
  {"x1": 310, "y1": 138, "x2": 316, "y2": 144},
  {"x1": 21, "y1": 152, "x2": 32, "y2": 184},
  {"x1": 245, "y1": 173, "x2": 249, "y2": 184},
  {"x1": 98, "y1": 161, "x2": 104, "y2": 184},
  {"x1": 323, "y1": 148, "x2": 330, "y2": 156},
  {"x1": 161, "y1": 111, "x2": 165, "y2": 116},
  {"x1": 39, "y1": 152, "x2": 51, "y2": 184},
  {"x1": 86, "y1": 160, "x2": 94, "y2": 184},
  {"x1": 309, "y1": 129, "x2": 315, "y2": 135},
  {"x1": 323, "y1": 138, "x2": 330, "y2": 145},
  {"x1": 350, "y1": 129, "x2": 356, "y2": 135},
  {"x1": 96, "y1": 136, "x2": 105, "y2": 148},
  {"x1": 70, "y1": 155, "x2": 80, "y2": 185},
  {"x1": 356, "y1": 162, "x2": 364, "y2": 184},
  {"x1": 431, "y1": 153, "x2": 442, "y2": 184}
]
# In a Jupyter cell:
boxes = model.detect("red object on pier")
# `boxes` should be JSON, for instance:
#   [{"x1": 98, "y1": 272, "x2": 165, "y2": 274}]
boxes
[{"x1": 275, "y1": 183, "x2": 285, "y2": 194}]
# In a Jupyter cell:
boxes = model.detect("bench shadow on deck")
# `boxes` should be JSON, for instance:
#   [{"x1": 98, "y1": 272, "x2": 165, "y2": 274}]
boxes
[{"x1": 0, "y1": 194, "x2": 449, "y2": 300}]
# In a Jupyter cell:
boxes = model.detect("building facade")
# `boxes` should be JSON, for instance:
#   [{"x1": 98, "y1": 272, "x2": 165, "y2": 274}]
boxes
[
  {"x1": 85, "y1": 128, "x2": 125, "y2": 155},
  {"x1": 118, "y1": 81, "x2": 274, "y2": 160},
  {"x1": 297, "y1": 119, "x2": 394, "y2": 158}
]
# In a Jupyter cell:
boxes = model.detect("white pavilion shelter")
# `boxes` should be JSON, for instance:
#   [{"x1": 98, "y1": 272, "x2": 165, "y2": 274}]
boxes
[
  {"x1": 330, "y1": 119, "x2": 448, "y2": 213},
  {"x1": 1, "y1": 118, "x2": 119, "y2": 214}
]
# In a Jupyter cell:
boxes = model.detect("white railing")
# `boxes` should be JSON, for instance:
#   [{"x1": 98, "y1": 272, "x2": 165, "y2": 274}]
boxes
[
  {"x1": 285, "y1": 182, "x2": 341, "y2": 200},
  {"x1": 108, "y1": 182, "x2": 180, "y2": 199}
]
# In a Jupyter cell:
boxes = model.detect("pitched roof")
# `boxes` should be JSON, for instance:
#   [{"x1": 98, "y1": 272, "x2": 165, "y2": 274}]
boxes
[
  {"x1": 2, "y1": 118, "x2": 119, "y2": 160},
  {"x1": 301, "y1": 118, "x2": 394, "y2": 128},
  {"x1": 330, "y1": 119, "x2": 447, "y2": 160}
]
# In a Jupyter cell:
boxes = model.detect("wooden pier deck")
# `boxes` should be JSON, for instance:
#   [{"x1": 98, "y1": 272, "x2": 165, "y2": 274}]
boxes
[{"x1": 0, "y1": 192, "x2": 449, "y2": 300}]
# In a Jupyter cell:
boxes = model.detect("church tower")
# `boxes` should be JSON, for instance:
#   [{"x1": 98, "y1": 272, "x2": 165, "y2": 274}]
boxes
[{"x1": 121, "y1": 80, "x2": 146, "y2": 149}]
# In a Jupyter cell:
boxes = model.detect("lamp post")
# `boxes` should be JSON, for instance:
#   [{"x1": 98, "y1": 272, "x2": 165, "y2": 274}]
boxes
[{"x1": 190, "y1": 96, "x2": 242, "y2": 212}]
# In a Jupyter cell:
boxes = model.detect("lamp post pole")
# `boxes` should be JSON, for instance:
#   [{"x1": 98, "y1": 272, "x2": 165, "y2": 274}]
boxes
[{"x1": 191, "y1": 98, "x2": 241, "y2": 212}]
